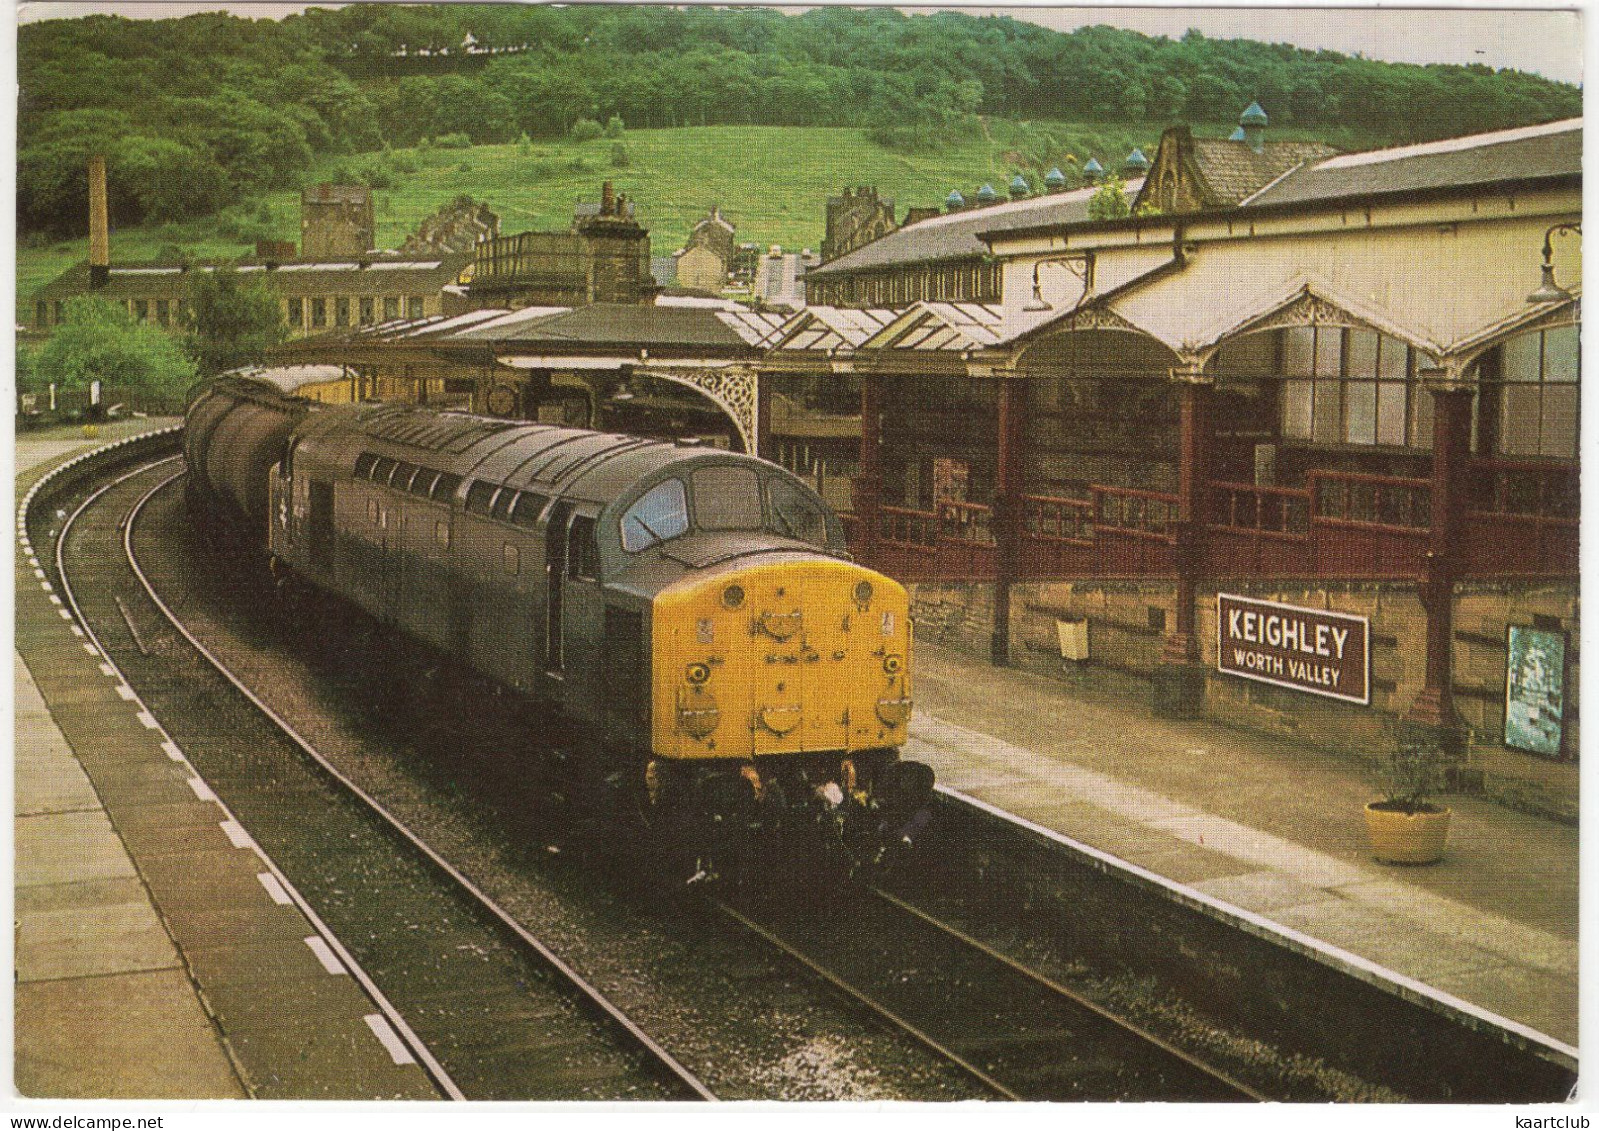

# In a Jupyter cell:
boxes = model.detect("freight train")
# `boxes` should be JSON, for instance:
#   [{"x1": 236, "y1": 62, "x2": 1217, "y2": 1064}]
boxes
[{"x1": 184, "y1": 374, "x2": 933, "y2": 874}]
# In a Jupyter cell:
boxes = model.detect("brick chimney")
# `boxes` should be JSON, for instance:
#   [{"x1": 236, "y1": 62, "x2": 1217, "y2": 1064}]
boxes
[{"x1": 88, "y1": 154, "x2": 110, "y2": 289}]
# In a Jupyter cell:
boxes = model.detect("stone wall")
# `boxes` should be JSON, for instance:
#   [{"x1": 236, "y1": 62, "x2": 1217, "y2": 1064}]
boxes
[{"x1": 906, "y1": 576, "x2": 1579, "y2": 821}]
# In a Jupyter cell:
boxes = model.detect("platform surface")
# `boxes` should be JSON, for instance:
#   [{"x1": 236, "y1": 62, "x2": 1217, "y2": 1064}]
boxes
[
  {"x1": 14, "y1": 424, "x2": 439, "y2": 1101},
  {"x1": 908, "y1": 642, "x2": 1579, "y2": 1047}
]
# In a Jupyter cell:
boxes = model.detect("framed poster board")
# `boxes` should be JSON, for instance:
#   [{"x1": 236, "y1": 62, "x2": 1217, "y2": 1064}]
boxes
[{"x1": 1504, "y1": 625, "x2": 1568, "y2": 758}]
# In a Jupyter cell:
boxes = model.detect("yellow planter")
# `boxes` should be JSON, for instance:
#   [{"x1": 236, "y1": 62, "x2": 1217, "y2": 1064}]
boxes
[{"x1": 1364, "y1": 802, "x2": 1452, "y2": 865}]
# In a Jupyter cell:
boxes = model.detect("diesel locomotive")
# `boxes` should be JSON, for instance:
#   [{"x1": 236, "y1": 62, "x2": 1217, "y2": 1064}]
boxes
[{"x1": 184, "y1": 375, "x2": 933, "y2": 870}]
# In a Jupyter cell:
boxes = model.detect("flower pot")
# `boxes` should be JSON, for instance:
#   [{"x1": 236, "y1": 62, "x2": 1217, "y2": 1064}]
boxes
[{"x1": 1364, "y1": 801, "x2": 1452, "y2": 865}]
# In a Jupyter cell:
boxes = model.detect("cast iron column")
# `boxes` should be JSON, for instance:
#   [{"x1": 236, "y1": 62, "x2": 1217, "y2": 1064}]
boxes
[
  {"x1": 991, "y1": 374, "x2": 1029, "y2": 666},
  {"x1": 855, "y1": 371, "x2": 883, "y2": 563},
  {"x1": 754, "y1": 369, "x2": 772, "y2": 460},
  {"x1": 1403, "y1": 367, "x2": 1473, "y2": 754},
  {"x1": 1154, "y1": 362, "x2": 1213, "y2": 718}
]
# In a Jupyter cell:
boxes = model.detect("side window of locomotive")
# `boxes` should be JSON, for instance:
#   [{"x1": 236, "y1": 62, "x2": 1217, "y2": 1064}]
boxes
[
  {"x1": 767, "y1": 478, "x2": 828, "y2": 546},
  {"x1": 692, "y1": 466, "x2": 763, "y2": 530},
  {"x1": 490, "y1": 487, "x2": 516, "y2": 523},
  {"x1": 354, "y1": 452, "x2": 377, "y2": 480},
  {"x1": 410, "y1": 469, "x2": 440, "y2": 498},
  {"x1": 432, "y1": 473, "x2": 462, "y2": 503},
  {"x1": 371, "y1": 457, "x2": 397, "y2": 486},
  {"x1": 620, "y1": 478, "x2": 689, "y2": 552},
  {"x1": 465, "y1": 480, "x2": 496, "y2": 516},
  {"x1": 512, "y1": 492, "x2": 549, "y2": 530},
  {"x1": 391, "y1": 462, "x2": 419, "y2": 491},
  {"x1": 569, "y1": 515, "x2": 600, "y2": 580}
]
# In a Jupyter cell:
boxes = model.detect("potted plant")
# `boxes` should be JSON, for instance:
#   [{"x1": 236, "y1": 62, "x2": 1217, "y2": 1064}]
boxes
[{"x1": 1364, "y1": 739, "x2": 1452, "y2": 865}]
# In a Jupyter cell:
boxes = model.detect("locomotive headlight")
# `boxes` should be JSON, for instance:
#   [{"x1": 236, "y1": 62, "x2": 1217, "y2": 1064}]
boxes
[
  {"x1": 722, "y1": 584, "x2": 745, "y2": 609},
  {"x1": 685, "y1": 662, "x2": 712, "y2": 685},
  {"x1": 883, "y1": 654, "x2": 903, "y2": 675},
  {"x1": 853, "y1": 580, "x2": 874, "y2": 606}
]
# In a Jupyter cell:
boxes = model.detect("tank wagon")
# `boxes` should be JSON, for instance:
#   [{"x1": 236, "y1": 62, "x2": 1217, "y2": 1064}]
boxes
[{"x1": 186, "y1": 375, "x2": 933, "y2": 871}]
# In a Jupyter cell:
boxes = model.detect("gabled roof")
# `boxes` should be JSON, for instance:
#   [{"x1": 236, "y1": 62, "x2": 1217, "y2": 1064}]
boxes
[
  {"x1": 808, "y1": 181, "x2": 1142, "y2": 279},
  {"x1": 34, "y1": 254, "x2": 472, "y2": 301},
  {"x1": 1241, "y1": 117, "x2": 1582, "y2": 208},
  {"x1": 766, "y1": 306, "x2": 899, "y2": 353},
  {"x1": 448, "y1": 302, "x2": 782, "y2": 351},
  {"x1": 1189, "y1": 137, "x2": 1340, "y2": 206}
]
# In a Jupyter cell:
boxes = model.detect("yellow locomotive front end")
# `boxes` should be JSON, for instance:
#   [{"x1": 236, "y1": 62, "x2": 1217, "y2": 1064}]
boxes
[
  {"x1": 652, "y1": 557, "x2": 912, "y2": 761},
  {"x1": 646, "y1": 556, "x2": 932, "y2": 872}
]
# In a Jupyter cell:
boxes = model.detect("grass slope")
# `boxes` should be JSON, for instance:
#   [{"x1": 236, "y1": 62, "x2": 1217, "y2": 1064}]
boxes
[{"x1": 17, "y1": 119, "x2": 1365, "y2": 320}]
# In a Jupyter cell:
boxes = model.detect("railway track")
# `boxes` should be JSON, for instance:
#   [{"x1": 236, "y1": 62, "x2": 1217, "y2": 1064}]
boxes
[
  {"x1": 713, "y1": 884, "x2": 1263, "y2": 1101},
  {"x1": 42, "y1": 452, "x2": 715, "y2": 1102}
]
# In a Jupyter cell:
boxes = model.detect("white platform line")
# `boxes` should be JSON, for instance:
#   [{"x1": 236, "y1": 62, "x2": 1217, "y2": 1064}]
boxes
[
  {"x1": 257, "y1": 871, "x2": 293, "y2": 906},
  {"x1": 33, "y1": 568, "x2": 44, "y2": 579},
  {"x1": 137, "y1": 711, "x2": 159, "y2": 729},
  {"x1": 99, "y1": 662, "x2": 116, "y2": 677},
  {"x1": 40, "y1": 580, "x2": 53, "y2": 592},
  {"x1": 305, "y1": 936, "x2": 347, "y2": 975},
  {"x1": 161, "y1": 739, "x2": 184, "y2": 761},
  {"x1": 115, "y1": 684, "x2": 136, "y2": 701},
  {"x1": 58, "y1": 608, "x2": 73, "y2": 620},
  {"x1": 364, "y1": 1014, "x2": 417, "y2": 1065},
  {"x1": 71, "y1": 625, "x2": 84, "y2": 637},
  {"x1": 187, "y1": 776, "x2": 217, "y2": 802},
  {"x1": 220, "y1": 820, "x2": 255, "y2": 850}
]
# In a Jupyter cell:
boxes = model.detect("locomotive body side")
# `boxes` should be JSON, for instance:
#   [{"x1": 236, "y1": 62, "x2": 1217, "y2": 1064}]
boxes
[{"x1": 191, "y1": 386, "x2": 934, "y2": 865}]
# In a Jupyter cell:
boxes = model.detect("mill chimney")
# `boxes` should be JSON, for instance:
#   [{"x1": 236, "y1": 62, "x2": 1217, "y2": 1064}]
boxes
[{"x1": 88, "y1": 154, "x2": 110, "y2": 289}]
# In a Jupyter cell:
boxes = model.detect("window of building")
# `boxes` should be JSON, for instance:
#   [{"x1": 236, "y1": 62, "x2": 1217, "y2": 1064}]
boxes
[
  {"x1": 54, "y1": 301, "x2": 64, "y2": 324},
  {"x1": 36, "y1": 301, "x2": 48, "y2": 327},
  {"x1": 406, "y1": 296, "x2": 424, "y2": 318},
  {"x1": 359, "y1": 297, "x2": 374, "y2": 324},
  {"x1": 1497, "y1": 327, "x2": 1579, "y2": 459},
  {"x1": 311, "y1": 298, "x2": 327, "y2": 328},
  {"x1": 134, "y1": 299, "x2": 149, "y2": 322},
  {"x1": 335, "y1": 297, "x2": 350, "y2": 327},
  {"x1": 1280, "y1": 326, "x2": 1417, "y2": 449},
  {"x1": 287, "y1": 297, "x2": 303, "y2": 329},
  {"x1": 384, "y1": 296, "x2": 400, "y2": 321},
  {"x1": 155, "y1": 299, "x2": 170, "y2": 327}
]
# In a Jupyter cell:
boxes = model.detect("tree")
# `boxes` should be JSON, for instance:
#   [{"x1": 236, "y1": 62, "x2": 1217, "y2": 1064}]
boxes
[
  {"x1": 29, "y1": 296, "x2": 197, "y2": 402},
  {"x1": 1087, "y1": 175, "x2": 1131, "y2": 221},
  {"x1": 182, "y1": 268, "x2": 287, "y2": 378}
]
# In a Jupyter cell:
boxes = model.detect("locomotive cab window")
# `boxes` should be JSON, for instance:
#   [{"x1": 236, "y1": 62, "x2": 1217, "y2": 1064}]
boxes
[
  {"x1": 371, "y1": 457, "x2": 396, "y2": 485},
  {"x1": 621, "y1": 478, "x2": 689, "y2": 551},
  {"x1": 693, "y1": 467, "x2": 763, "y2": 530},
  {"x1": 767, "y1": 478, "x2": 828, "y2": 546},
  {"x1": 512, "y1": 492, "x2": 549, "y2": 530},
  {"x1": 490, "y1": 488, "x2": 517, "y2": 522}
]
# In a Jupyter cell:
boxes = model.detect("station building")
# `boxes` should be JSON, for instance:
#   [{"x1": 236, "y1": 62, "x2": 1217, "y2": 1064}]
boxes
[{"x1": 771, "y1": 112, "x2": 1581, "y2": 809}]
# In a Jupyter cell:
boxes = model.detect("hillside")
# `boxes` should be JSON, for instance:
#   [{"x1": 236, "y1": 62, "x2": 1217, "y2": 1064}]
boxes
[{"x1": 18, "y1": 116, "x2": 1396, "y2": 318}]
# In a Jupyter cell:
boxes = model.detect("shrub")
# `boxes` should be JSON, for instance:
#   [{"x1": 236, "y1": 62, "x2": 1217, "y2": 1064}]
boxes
[
  {"x1": 604, "y1": 114, "x2": 625, "y2": 139},
  {"x1": 568, "y1": 156, "x2": 592, "y2": 173},
  {"x1": 610, "y1": 142, "x2": 630, "y2": 168},
  {"x1": 435, "y1": 132, "x2": 472, "y2": 149},
  {"x1": 569, "y1": 117, "x2": 603, "y2": 142},
  {"x1": 391, "y1": 152, "x2": 419, "y2": 175}
]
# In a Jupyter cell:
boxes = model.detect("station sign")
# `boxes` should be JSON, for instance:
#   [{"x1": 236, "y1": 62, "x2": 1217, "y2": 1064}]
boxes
[{"x1": 1216, "y1": 594, "x2": 1370, "y2": 705}]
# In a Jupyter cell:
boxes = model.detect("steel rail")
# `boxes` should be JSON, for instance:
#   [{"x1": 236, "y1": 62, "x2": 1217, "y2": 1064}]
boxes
[
  {"x1": 120, "y1": 469, "x2": 717, "y2": 1103},
  {"x1": 46, "y1": 455, "x2": 466, "y2": 1101},
  {"x1": 710, "y1": 897, "x2": 1021, "y2": 1099},
  {"x1": 864, "y1": 884, "x2": 1268, "y2": 1101}
]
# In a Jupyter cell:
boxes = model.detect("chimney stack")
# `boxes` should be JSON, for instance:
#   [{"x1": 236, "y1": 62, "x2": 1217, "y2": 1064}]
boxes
[{"x1": 88, "y1": 154, "x2": 109, "y2": 289}]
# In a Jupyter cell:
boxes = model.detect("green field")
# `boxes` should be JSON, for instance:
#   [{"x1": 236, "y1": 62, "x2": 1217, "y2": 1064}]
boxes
[{"x1": 17, "y1": 119, "x2": 1363, "y2": 319}]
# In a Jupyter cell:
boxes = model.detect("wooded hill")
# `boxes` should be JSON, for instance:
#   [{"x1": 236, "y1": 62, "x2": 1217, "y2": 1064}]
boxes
[{"x1": 19, "y1": 4, "x2": 1581, "y2": 240}]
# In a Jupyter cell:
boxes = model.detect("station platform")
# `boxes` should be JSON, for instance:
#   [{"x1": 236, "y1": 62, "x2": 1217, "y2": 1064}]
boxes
[
  {"x1": 13, "y1": 423, "x2": 438, "y2": 1100},
  {"x1": 908, "y1": 642, "x2": 1580, "y2": 1049}
]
